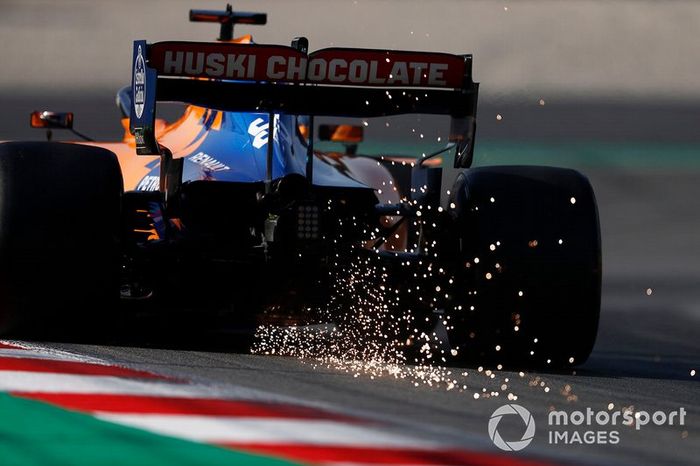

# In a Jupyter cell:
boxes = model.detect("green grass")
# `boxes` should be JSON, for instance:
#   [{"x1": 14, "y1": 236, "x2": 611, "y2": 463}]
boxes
[{"x1": 0, "y1": 393, "x2": 300, "y2": 466}]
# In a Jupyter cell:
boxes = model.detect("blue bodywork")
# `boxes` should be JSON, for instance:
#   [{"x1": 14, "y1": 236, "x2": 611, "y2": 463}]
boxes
[{"x1": 136, "y1": 111, "x2": 368, "y2": 191}]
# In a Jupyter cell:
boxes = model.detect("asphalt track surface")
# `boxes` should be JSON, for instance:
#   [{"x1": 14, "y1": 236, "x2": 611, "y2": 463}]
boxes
[
  {"x1": 1, "y1": 97, "x2": 699, "y2": 465},
  {"x1": 0, "y1": 163, "x2": 696, "y2": 463}
]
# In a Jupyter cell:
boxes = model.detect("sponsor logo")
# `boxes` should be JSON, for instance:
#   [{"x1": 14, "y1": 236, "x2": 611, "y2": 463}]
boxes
[
  {"x1": 265, "y1": 56, "x2": 449, "y2": 86},
  {"x1": 133, "y1": 46, "x2": 146, "y2": 119},
  {"x1": 136, "y1": 175, "x2": 159, "y2": 192},
  {"x1": 247, "y1": 116, "x2": 279, "y2": 149},
  {"x1": 150, "y1": 44, "x2": 464, "y2": 88},
  {"x1": 189, "y1": 151, "x2": 230, "y2": 172},
  {"x1": 488, "y1": 404, "x2": 536, "y2": 452},
  {"x1": 162, "y1": 53, "x2": 450, "y2": 86},
  {"x1": 133, "y1": 129, "x2": 145, "y2": 146},
  {"x1": 162, "y1": 51, "x2": 257, "y2": 80}
]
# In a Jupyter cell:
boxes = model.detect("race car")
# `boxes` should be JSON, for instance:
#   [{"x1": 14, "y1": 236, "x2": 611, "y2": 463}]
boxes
[{"x1": 0, "y1": 5, "x2": 601, "y2": 367}]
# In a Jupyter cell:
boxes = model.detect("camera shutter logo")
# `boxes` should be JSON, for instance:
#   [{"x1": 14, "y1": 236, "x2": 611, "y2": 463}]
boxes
[{"x1": 488, "y1": 404, "x2": 536, "y2": 451}]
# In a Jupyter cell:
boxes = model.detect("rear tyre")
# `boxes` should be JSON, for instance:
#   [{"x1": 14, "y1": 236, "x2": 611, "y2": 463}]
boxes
[
  {"x1": 448, "y1": 166, "x2": 601, "y2": 368},
  {"x1": 0, "y1": 142, "x2": 123, "y2": 336}
]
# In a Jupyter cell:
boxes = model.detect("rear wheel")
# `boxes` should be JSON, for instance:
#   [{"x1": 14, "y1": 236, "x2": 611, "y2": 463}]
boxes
[
  {"x1": 447, "y1": 166, "x2": 601, "y2": 367},
  {"x1": 0, "y1": 142, "x2": 123, "y2": 335}
]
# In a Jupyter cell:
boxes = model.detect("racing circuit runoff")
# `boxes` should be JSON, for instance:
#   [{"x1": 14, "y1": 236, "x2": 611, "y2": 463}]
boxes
[{"x1": 0, "y1": 3, "x2": 695, "y2": 466}]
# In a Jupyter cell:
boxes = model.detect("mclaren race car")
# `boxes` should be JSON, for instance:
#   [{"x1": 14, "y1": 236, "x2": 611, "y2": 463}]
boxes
[{"x1": 0, "y1": 5, "x2": 601, "y2": 367}]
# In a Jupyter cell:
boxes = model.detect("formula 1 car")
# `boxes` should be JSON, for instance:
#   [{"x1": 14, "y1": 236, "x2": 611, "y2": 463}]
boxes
[{"x1": 0, "y1": 5, "x2": 600, "y2": 367}]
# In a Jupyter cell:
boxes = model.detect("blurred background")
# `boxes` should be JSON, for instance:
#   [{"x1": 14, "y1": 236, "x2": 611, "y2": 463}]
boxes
[
  {"x1": 2, "y1": 0, "x2": 699, "y2": 146},
  {"x1": 1, "y1": 0, "x2": 699, "y2": 365}
]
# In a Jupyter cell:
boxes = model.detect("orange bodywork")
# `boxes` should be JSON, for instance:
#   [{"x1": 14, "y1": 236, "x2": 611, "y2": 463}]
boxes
[
  {"x1": 80, "y1": 34, "x2": 255, "y2": 191},
  {"x1": 80, "y1": 105, "x2": 214, "y2": 190}
]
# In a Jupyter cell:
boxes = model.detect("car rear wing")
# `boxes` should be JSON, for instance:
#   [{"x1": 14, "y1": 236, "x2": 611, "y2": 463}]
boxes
[{"x1": 129, "y1": 40, "x2": 478, "y2": 167}]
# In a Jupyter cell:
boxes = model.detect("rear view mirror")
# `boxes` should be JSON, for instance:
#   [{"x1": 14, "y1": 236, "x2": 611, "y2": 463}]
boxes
[
  {"x1": 30, "y1": 111, "x2": 74, "y2": 129},
  {"x1": 318, "y1": 124, "x2": 363, "y2": 143},
  {"x1": 30, "y1": 111, "x2": 92, "y2": 142}
]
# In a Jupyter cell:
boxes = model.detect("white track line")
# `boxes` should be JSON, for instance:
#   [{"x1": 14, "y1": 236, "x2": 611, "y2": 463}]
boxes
[
  {"x1": 0, "y1": 340, "x2": 31, "y2": 349},
  {"x1": 96, "y1": 414, "x2": 439, "y2": 448},
  {"x1": 0, "y1": 348, "x2": 106, "y2": 363},
  {"x1": 1, "y1": 371, "x2": 214, "y2": 397},
  {"x1": 0, "y1": 371, "x2": 295, "y2": 402}
]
